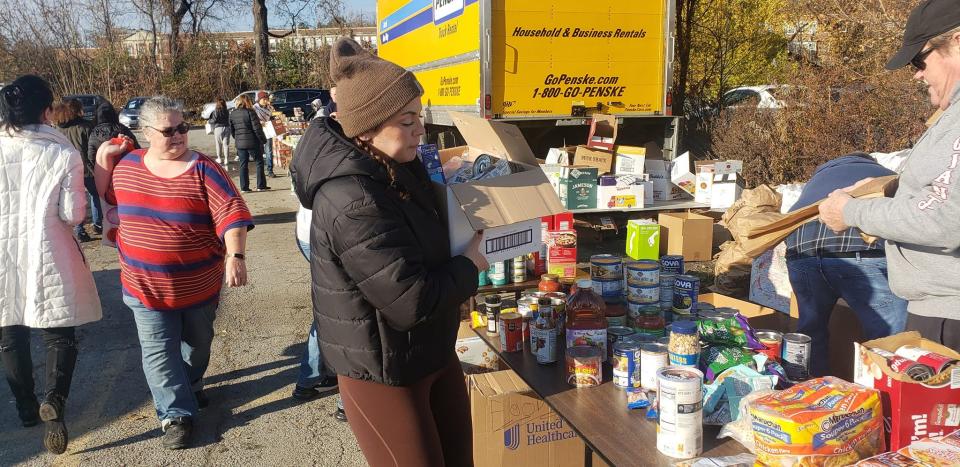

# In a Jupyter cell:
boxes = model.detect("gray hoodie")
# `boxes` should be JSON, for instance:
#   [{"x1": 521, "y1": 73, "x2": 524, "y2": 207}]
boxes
[{"x1": 844, "y1": 84, "x2": 960, "y2": 320}]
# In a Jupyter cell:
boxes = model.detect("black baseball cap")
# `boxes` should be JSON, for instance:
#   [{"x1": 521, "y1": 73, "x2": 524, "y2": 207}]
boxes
[{"x1": 886, "y1": 0, "x2": 960, "y2": 70}]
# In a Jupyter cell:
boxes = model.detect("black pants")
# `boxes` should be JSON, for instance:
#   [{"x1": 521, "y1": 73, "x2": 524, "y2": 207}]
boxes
[
  {"x1": 0, "y1": 326, "x2": 78, "y2": 405},
  {"x1": 906, "y1": 313, "x2": 960, "y2": 351},
  {"x1": 237, "y1": 147, "x2": 267, "y2": 191}
]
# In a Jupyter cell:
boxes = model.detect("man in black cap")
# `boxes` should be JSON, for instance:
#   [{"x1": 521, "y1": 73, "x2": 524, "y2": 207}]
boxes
[{"x1": 820, "y1": 0, "x2": 960, "y2": 349}]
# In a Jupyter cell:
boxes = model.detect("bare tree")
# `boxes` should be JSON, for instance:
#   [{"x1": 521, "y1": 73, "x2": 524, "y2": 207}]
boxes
[
  {"x1": 251, "y1": 0, "x2": 311, "y2": 87},
  {"x1": 161, "y1": 0, "x2": 191, "y2": 64}
]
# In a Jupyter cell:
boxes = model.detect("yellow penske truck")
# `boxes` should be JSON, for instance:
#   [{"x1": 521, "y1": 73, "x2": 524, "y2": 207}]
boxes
[{"x1": 377, "y1": 0, "x2": 679, "y2": 157}]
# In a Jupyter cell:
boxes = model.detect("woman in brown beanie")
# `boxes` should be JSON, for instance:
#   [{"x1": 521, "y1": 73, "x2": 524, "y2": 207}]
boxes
[{"x1": 290, "y1": 38, "x2": 488, "y2": 466}]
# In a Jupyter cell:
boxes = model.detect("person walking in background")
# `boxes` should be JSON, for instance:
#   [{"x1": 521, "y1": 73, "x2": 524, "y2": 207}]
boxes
[
  {"x1": 786, "y1": 153, "x2": 908, "y2": 377},
  {"x1": 87, "y1": 100, "x2": 140, "y2": 172},
  {"x1": 94, "y1": 96, "x2": 254, "y2": 450},
  {"x1": 209, "y1": 98, "x2": 231, "y2": 168},
  {"x1": 229, "y1": 95, "x2": 269, "y2": 193},
  {"x1": 312, "y1": 86, "x2": 337, "y2": 120},
  {"x1": 0, "y1": 75, "x2": 103, "y2": 455},
  {"x1": 253, "y1": 91, "x2": 276, "y2": 178},
  {"x1": 291, "y1": 38, "x2": 488, "y2": 467},
  {"x1": 55, "y1": 99, "x2": 98, "y2": 242}
]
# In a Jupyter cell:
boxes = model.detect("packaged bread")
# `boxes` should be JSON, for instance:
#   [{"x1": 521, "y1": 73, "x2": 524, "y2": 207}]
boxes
[{"x1": 749, "y1": 377, "x2": 884, "y2": 466}]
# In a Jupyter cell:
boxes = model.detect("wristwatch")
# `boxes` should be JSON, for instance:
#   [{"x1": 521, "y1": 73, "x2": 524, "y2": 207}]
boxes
[{"x1": 227, "y1": 253, "x2": 245, "y2": 260}]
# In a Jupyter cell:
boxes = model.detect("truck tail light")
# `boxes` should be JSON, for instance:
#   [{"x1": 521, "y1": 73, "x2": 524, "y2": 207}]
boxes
[{"x1": 666, "y1": 91, "x2": 673, "y2": 116}]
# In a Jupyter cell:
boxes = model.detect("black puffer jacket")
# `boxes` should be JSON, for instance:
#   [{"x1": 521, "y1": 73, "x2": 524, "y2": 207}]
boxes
[
  {"x1": 88, "y1": 103, "x2": 140, "y2": 162},
  {"x1": 291, "y1": 117, "x2": 478, "y2": 386},
  {"x1": 58, "y1": 118, "x2": 93, "y2": 177},
  {"x1": 228, "y1": 108, "x2": 265, "y2": 150},
  {"x1": 209, "y1": 107, "x2": 230, "y2": 128}
]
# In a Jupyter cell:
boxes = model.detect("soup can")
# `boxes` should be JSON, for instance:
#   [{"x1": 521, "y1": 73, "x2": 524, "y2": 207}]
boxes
[
  {"x1": 498, "y1": 312, "x2": 523, "y2": 353},
  {"x1": 531, "y1": 326, "x2": 558, "y2": 364},
  {"x1": 625, "y1": 260, "x2": 660, "y2": 286},
  {"x1": 591, "y1": 254, "x2": 623, "y2": 280},
  {"x1": 640, "y1": 342, "x2": 670, "y2": 391},
  {"x1": 656, "y1": 366, "x2": 704, "y2": 459},
  {"x1": 517, "y1": 295, "x2": 540, "y2": 343},
  {"x1": 607, "y1": 326, "x2": 635, "y2": 361},
  {"x1": 782, "y1": 333, "x2": 812, "y2": 382},
  {"x1": 660, "y1": 255, "x2": 685, "y2": 275},
  {"x1": 627, "y1": 284, "x2": 660, "y2": 304},
  {"x1": 612, "y1": 341, "x2": 641, "y2": 388},
  {"x1": 592, "y1": 278, "x2": 624, "y2": 301},
  {"x1": 756, "y1": 330, "x2": 783, "y2": 362},
  {"x1": 672, "y1": 275, "x2": 701, "y2": 317},
  {"x1": 566, "y1": 345, "x2": 603, "y2": 387}
]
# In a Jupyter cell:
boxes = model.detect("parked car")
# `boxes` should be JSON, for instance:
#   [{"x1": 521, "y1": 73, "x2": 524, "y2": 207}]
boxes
[
  {"x1": 719, "y1": 85, "x2": 795, "y2": 111},
  {"x1": 200, "y1": 90, "x2": 270, "y2": 119},
  {"x1": 64, "y1": 94, "x2": 110, "y2": 121},
  {"x1": 270, "y1": 88, "x2": 329, "y2": 119},
  {"x1": 118, "y1": 97, "x2": 148, "y2": 130}
]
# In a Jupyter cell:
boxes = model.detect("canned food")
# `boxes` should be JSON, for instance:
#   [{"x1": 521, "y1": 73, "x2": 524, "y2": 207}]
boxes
[
  {"x1": 612, "y1": 341, "x2": 641, "y2": 388},
  {"x1": 498, "y1": 312, "x2": 523, "y2": 353},
  {"x1": 714, "y1": 307, "x2": 739, "y2": 319},
  {"x1": 606, "y1": 313, "x2": 627, "y2": 328},
  {"x1": 672, "y1": 275, "x2": 700, "y2": 317},
  {"x1": 531, "y1": 326, "x2": 558, "y2": 364},
  {"x1": 696, "y1": 310, "x2": 722, "y2": 322},
  {"x1": 640, "y1": 342, "x2": 669, "y2": 390},
  {"x1": 755, "y1": 330, "x2": 783, "y2": 362},
  {"x1": 591, "y1": 254, "x2": 623, "y2": 280},
  {"x1": 625, "y1": 260, "x2": 660, "y2": 286},
  {"x1": 626, "y1": 302, "x2": 660, "y2": 323},
  {"x1": 566, "y1": 345, "x2": 603, "y2": 387},
  {"x1": 627, "y1": 284, "x2": 660, "y2": 304},
  {"x1": 592, "y1": 278, "x2": 623, "y2": 300},
  {"x1": 695, "y1": 303, "x2": 715, "y2": 314},
  {"x1": 512, "y1": 255, "x2": 527, "y2": 283},
  {"x1": 517, "y1": 295, "x2": 540, "y2": 343},
  {"x1": 660, "y1": 255, "x2": 685, "y2": 275},
  {"x1": 489, "y1": 261, "x2": 508, "y2": 286},
  {"x1": 656, "y1": 366, "x2": 704, "y2": 459},
  {"x1": 782, "y1": 333, "x2": 812, "y2": 382},
  {"x1": 607, "y1": 326, "x2": 635, "y2": 361}
]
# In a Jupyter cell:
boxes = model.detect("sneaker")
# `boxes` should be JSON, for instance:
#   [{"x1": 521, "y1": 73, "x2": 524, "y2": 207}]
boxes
[
  {"x1": 17, "y1": 398, "x2": 40, "y2": 428},
  {"x1": 194, "y1": 390, "x2": 209, "y2": 409},
  {"x1": 291, "y1": 376, "x2": 339, "y2": 401},
  {"x1": 334, "y1": 408, "x2": 348, "y2": 422},
  {"x1": 215, "y1": 158, "x2": 222, "y2": 164},
  {"x1": 256, "y1": 186, "x2": 272, "y2": 192},
  {"x1": 39, "y1": 398, "x2": 67, "y2": 454},
  {"x1": 92, "y1": 224, "x2": 103, "y2": 235},
  {"x1": 241, "y1": 189, "x2": 253, "y2": 193},
  {"x1": 76, "y1": 229, "x2": 93, "y2": 243},
  {"x1": 161, "y1": 417, "x2": 193, "y2": 450}
]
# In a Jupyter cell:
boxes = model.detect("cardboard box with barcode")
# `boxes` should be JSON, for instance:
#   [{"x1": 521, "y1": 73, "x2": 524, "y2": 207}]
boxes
[
  {"x1": 854, "y1": 332, "x2": 960, "y2": 451},
  {"x1": 614, "y1": 145, "x2": 646, "y2": 175},
  {"x1": 658, "y1": 212, "x2": 714, "y2": 262},
  {"x1": 437, "y1": 113, "x2": 565, "y2": 263},
  {"x1": 470, "y1": 370, "x2": 584, "y2": 467}
]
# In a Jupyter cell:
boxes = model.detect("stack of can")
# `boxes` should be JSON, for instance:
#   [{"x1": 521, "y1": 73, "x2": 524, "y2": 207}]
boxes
[
  {"x1": 591, "y1": 254, "x2": 624, "y2": 303},
  {"x1": 672, "y1": 274, "x2": 701, "y2": 320},
  {"x1": 659, "y1": 256, "x2": 684, "y2": 318},
  {"x1": 624, "y1": 260, "x2": 659, "y2": 312}
]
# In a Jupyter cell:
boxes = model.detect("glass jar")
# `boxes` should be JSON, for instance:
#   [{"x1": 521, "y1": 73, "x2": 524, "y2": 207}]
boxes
[
  {"x1": 668, "y1": 320, "x2": 700, "y2": 367},
  {"x1": 538, "y1": 274, "x2": 561, "y2": 293},
  {"x1": 635, "y1": 308, "x2": 666, "y2": 337},
  {"x1": 565, "y1": 279, "x2": 608, "y2": 361}
]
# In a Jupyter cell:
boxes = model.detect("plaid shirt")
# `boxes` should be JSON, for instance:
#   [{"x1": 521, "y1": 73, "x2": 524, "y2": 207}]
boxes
[{"x1": 785, "y1": 221, "x2": 884, "y2": 258}]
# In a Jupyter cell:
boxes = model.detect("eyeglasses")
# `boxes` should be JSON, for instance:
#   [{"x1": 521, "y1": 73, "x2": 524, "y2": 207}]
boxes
[
  {"x1": 146, "y1": 122, "x2": 191, "y2": 137},
  {"x1": 911, "y1": 47, "x2": 936, "y2": 71}
]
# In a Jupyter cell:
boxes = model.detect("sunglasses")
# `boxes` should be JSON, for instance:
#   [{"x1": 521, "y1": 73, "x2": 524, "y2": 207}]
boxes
[
  {"x1": 146, "y1": 122, "x2": 191, "y2": 137},
  {"x1": 911, "y1": 47, "x2": 936, "y2": 71}
]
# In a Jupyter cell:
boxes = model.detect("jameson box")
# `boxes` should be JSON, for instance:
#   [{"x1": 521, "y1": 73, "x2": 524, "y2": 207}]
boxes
[
  {"x1": 470, "y1": 370, "x2": 584, "y2": 467},
  {"x1": 854, "y1": 332, "x2": 960, "y2": 451},
  {"x1": 436, "y1": 113, "x2": 565, "y2": 264},
  {"x1": 559, "y1": 166, "x2": 598, "y2": 210},
  {"x1": 626, "y1": 220, "x2": 660, "y2": 260}
]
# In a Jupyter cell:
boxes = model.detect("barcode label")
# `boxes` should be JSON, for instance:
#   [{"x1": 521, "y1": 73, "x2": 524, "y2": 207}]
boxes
[
  {"x1": 952, "y1": 368, "x2": 960, "y2": 389},
  {"x1": 621, "y1": 159, "x2": 635, "y2": 173},
  {"x1": 485, "y1": 230, "x2": 534, "y2": 254}
]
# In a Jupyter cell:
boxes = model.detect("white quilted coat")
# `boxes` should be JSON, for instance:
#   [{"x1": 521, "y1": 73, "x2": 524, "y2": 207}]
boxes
[{"x1": 0, "y1": 124, "x2": 102, "y2": 328}]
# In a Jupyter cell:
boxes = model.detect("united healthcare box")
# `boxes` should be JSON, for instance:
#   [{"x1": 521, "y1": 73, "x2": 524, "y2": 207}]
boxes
[
  {"x1": 470, "y1": 370, "x2": 584, "y2": 467},
  {"x1": 437, "y1": 112, "x2": 565, "y2": 263}
]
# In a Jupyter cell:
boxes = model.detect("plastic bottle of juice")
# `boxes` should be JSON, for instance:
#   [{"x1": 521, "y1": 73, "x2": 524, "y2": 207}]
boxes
[{"x1": 565, "y1": 279, "x2": 608, "y2": 361}]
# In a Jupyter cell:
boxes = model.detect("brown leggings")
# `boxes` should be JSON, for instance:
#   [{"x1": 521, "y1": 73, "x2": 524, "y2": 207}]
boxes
[{"x1": 338, "y1": 354, "x2": 473, "y2": 467}]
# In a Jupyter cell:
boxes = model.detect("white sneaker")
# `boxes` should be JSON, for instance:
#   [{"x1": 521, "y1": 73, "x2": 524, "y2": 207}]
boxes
[{"x1": 216, "y1": 158, "x2": 222, "y2": 164}]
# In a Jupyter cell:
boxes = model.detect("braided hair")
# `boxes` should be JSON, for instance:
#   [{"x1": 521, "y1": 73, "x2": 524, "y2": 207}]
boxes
[
  {"x1": 0, "y1": 75, "x2": 54, "y2": 134},
  {"x1": 354, "y1": 137, "x2": 411, "y2": 200}
]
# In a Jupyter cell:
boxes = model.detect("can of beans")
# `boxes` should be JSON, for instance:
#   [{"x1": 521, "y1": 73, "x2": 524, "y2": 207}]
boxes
[
  {"x1": 625, "y1": 260, "x2": 660, "y2": 286},
  {"x1": 591, "y1": 254, "x2": 623, "y2": 280},
  {"x1": 660, "y1": 255, "x2": 685, "y2": 275},
  {"x1": 498, "y1": 312, "x2": 523, "y2": 353},
  {"x1": 755, "y1": 330, "x2": 783, "y2": 362},
  {"x1": 627, "y1": 284, "x2": 660, "y2": 304},
  {"x1": 672, "y1": 275, "x2": 700, "y2": 318},
  {"x1": 612, "y1": 341, "x2": 641, "y2": 388},
  {"x1": 607, "y1": 326, "x2": 635, "y2": 361},
  {"x1": 782, "y1": 333, "x2": 812, "y2": 382},
  {"x1": 640, "y1": 342, "x2": 669, "y2": 391}
]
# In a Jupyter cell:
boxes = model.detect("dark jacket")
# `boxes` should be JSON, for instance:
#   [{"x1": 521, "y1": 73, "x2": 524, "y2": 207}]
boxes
[
  {"x1": 790, "y1": 153, "x2": 896, "y2": 211},
  {"x1": 88, "y1": 103, "x2": 140, "y2": 163},
  {"x1": 58, "y1": 118, "x2": 93, "y2": 177},
  {"x1": 290, "y1": 117, "x2": 478, "y2": 386},
  {"x1": 209, "y1": 107, "x2": 230, "y2": 128},
  {"x1": 229, "y1": 108, "x2": 265, "y2": 150}
]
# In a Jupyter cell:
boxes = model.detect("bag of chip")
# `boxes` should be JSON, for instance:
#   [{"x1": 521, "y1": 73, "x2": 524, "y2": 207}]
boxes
[
  {"x1": 698, "y1": 313, "x2": 764, "y2": 350},
  {"x1": 700, "y1": 346, "x2": 755, "y2": 382}
]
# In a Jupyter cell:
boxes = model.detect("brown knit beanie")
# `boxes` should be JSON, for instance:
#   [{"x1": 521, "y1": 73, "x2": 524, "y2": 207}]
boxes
[{"x1": 329, "y1": 37, "x2": 423, "y2": 138}]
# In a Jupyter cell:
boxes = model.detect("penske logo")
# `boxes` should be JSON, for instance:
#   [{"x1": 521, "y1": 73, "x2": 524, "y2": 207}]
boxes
[{"x1": 433, "y1": 0, "x2": 463, "y2": 24}]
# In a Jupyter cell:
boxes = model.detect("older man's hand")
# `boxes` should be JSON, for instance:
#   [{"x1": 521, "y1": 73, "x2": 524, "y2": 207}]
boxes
[{"x1": 819, "y1": 189, "x2": 853, "y2": 233}]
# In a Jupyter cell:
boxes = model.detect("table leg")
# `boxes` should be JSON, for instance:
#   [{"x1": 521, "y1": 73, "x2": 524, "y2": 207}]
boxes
[{"x1": 584, "y1": 444, "x2": 593, "y2": 467}]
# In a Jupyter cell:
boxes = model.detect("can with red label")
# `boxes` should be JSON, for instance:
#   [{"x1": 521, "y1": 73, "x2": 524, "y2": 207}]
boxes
[
  {"x1": 498, "y1": 312, "x2": 523, "y2": 353},
  {"x1": 894, "y1": 345, "x2": 958, "y2": 374},
  {"x1": 755, "y1": 330, "x2": 783, "y2": 362}
]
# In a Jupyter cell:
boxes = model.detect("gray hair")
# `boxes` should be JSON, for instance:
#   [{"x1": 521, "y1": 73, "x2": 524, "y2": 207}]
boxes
[
  {"x1": 139, "y1": 95, "x2": 184, "y2": 128},
  {"x1": 931, "y1": 25, "x2": 960, "y2": 50}
]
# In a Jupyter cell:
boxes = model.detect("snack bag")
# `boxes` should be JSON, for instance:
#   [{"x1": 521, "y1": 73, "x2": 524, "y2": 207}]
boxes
[
  {"x1": 749, "y1": 377, "x2": 885, "y2": 466},
  {"x1": 700, "y1": 346, "x2": 755, "y2": 382},
  {"x1": 698, "y1": 313, "x2": 764, "y2": 350}
]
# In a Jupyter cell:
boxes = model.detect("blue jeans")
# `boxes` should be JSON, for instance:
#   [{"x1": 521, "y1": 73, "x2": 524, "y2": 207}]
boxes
[
  {"x1": 786, "y1": 255, "x2": 908, "y2": 376},
  {"x1": 75, "y1": 177, "x2": 102, "y2": 234},
  {"x1": 126, "y1": 295, "x2": 218, "y2": 421},
  {"x1": 264, "y1": 139, "x2": 274, "y2": 173},
  {"x1": 295, "y1": 238, "x2": 337, "y2": 404}
]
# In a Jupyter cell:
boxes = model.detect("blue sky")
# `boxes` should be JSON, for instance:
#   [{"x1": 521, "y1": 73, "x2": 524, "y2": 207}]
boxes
[{"x1": 213, "y1": 0, "x2": 378, "y2": 32}]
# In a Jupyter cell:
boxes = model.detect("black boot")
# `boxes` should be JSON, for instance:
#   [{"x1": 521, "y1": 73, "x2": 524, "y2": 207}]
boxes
[
  {"x1": 17, "y1": 397, "x2": 40, "y2": 427},
  {"x1": 40, "y1": 395, "x2": 68, "y2": 454},
  {"x1": 0, "y1": 326, "x2": 39, "y2": 427}
]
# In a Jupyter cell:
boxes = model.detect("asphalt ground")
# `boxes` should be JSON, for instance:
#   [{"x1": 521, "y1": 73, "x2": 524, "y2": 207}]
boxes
[{"x1": 0, "y1": 128, "x2": 366, "y2": 466}]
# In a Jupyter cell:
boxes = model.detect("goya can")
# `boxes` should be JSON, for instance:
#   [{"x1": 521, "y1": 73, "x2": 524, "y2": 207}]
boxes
[
  {"x1": 612, "y1": 341, "x2": 641, "y2": 388},
  {"x1": 627, "y1": 284, "x2": 659, "y2": 304},
  {"x1": 625, "y1": 260, "x2": 660, "y2": 286},
  {"x1": 755, "y1": 330, "x2": 783, "y2": 362},
  {"x1": 672, "y1": 275, "x2": 700, "y2": 317},
  {"x1": 782, "y1": 333, "x2": 812, "y2": 382},
  {"x1": 640, "y1": 342, "x2": 669, "y2": 390},
  {"x1": 656, "y1": 366, "x2": 704, "y2": 459},
  {"x1": 590, "y1": 254, "x2": 623, "y2": 280},
  {"x1": 660, "y1": 255, "x2": 685, "y2": 275},
  {"x1": 566, "y1": 345, "x2": 602, "y2": 387},
  {"x1": 607, "y1": 326, "x2": 635, "y2": 361},
  {"x1": 498, "y1": 312, "x2": 523, "y2": 353},
  {"x1": 531, "y1": 326, "x2": 558, "y2": 364}
]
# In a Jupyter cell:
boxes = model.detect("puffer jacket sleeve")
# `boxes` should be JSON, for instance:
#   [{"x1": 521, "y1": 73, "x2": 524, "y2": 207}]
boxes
[
  {"x1": 328, "y1": 194, "x2": 478, "y2": 332},
  {"x1": 59, "y1": 146, "x2": 87, "y2": 225}
]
